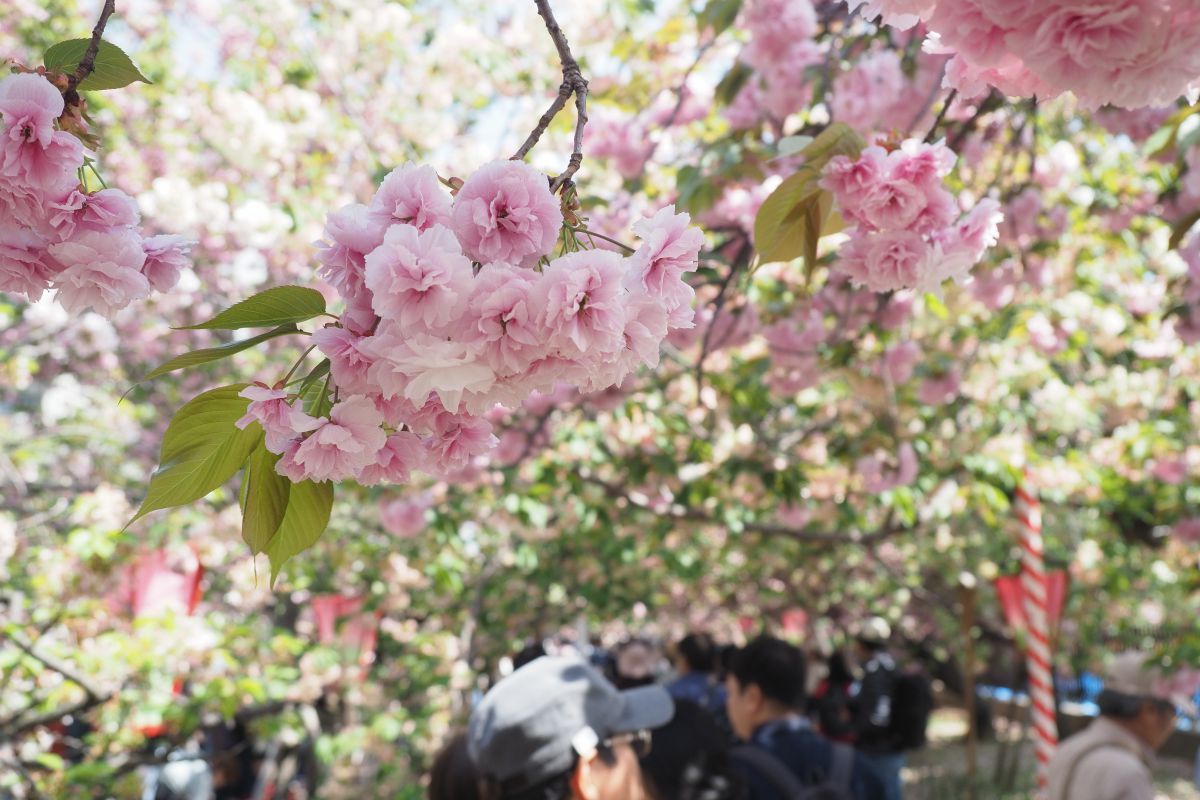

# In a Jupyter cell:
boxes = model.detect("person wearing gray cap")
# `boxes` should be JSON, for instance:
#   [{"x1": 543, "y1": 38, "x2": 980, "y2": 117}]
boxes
[
  {"x1": 468, "y1": 654, "x2": 675, "y2": 800},
  {"x1": 1046, "y1": 651, "x2": 1180, "y2": 800}
]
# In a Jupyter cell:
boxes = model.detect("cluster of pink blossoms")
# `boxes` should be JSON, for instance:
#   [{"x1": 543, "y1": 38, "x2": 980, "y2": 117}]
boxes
[
  {"x1": 236, "y1": 160, "x2": 703, "y2": 485},
  {"x1": 726, "y1": 0, "x2": 824, "y2": 125},
  {"x1": 0, "y1": 73, "x2": 190, "y2": 314},
  {"x1": 819, "y1": 139, "x2": 1002, "y2": 294},
  {"x1": 849, "y1": 0, "x2": 1200, "y2": 109}
]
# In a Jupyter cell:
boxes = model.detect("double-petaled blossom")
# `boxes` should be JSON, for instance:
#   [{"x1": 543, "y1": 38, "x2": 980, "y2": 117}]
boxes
[
  {"x1": 279, "y1": 395, "x2": 388, "y2": 482},
  {"x1": 364, "y1": 223, "x2": 471, "y2": 329},
  {"x1": 451, "y1": 160, "x2": 561, "y2": 267},
  {"x1": 370, "y1": 163, "x2": 453, "y2": 231},
  {"x1": 236, "y1": 385, "x2": 324, "y2": 453}
]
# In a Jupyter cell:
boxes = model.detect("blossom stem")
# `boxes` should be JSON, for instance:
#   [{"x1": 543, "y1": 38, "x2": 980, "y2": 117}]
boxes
[
  {"x1": 567, "y1": 226, "x2": 634, "y2": 253},
  {"x1": 67, "y1": 0, "x2": 118, "y2": 92},
  {"x1": 923, "y1": 88, "x2": 958, "y2": 144},
  {"x1": 281, "y1": 345, "x2": 317, "y2": 386}
]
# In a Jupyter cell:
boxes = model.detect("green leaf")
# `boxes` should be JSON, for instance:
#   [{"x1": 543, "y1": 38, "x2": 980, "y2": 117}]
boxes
[
  {"x1": 43, "y1": 39, "x2": 150, "y2": 91},
  {"x1": 266, "y1": 479, "x2": 334, "y2": 587},
  {"x1": 131, "y1": 385, "x2": 262, "y2": 526},
  {"x1": 925, "y1": 292, "x2": 950, "y2": 320},
  {"x1": 241, "y1": 444, "x2": 291, "y2": 555},
  {"x1": 798, "y1": 122, "x2": 867, "y2": 171},
  {"x1": 715, "y1": 62, "x2": 752, "y2": 107},
  {"x1": 1145, "y1": 104, "x2": 1200, "y2": 159},
  {"x1": 699, "y1": 0, "x2": 743, "y2": 36},
  {"x1": 140, "y1": 324, "x2": 300, "y2": 381},
  {"x1": 754, "y1": 171, "x2": 822, "y2": 265},
  {"x1": 181, "y1": 286, "x2": 327, "y2": 330}
]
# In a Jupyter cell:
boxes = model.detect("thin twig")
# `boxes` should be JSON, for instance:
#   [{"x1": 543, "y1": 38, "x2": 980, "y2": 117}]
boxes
[
  {"x1": 695, "y1": 236, "x2": 752, "y2": 394},
  {"x1": 67, "y1": 0, "x2": 118, "y2": 91},
  {"x1": 922, "y1": 87, "x2": 957, "y2": 143},
  {"x1": 512, "y1": 0, "x2": 589, "y2": 192}
]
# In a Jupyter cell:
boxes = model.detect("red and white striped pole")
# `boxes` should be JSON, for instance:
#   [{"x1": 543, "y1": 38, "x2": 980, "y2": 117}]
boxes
[{"x1": 1014, "y1": 476, "x2": 1057, "y2": 790}]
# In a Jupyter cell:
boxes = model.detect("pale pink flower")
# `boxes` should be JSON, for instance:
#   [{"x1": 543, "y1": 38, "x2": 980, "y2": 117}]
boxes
[
  {"x1": 927, "y1": 1, "x2": 1010, "y2": 68},
  {"x1": 1174, "y1": 518, "x2": 1200, "y2": 544},
  {"x1": 877, "y1": 291, "x2": 915, "y2": 331},
  {"x1": 466, "y1": 262, "x2": 543, "y2": 375},
  {"x1": 942, "y1": 198, "x2": 1003, "y2": 262},
  {"x1": 820, "y1": 146, "x2": 889, "y2": 225},
  {"x1": 363, "y1": 223, "x2": 471, "y2": 329},
  {"x1": 140, "y1": 234, "x2": 191, "y2": 292},
  {"x1": 312, "y1": 325, "x2": 376, "y2": 394},
  {"x1": 369, "y1": 163, "x2": 452, "y2": 230},
  {"x1": 379, "y1": 494, "x2": 432, "y2": 538},
  {"x1": 831, "y1": 51, "x2": 906, "y2": 132},
  {"x1": 0, "y1": 222, "x2": 55, "y2": 300},
  {"x1": 236, "y1": 385, "x2": 323, "y2": 454},
  {"x1": 48, "y1": 228, "x2": 150, "y2": 315},
  {"x1": 357, "y1": 431, "x2": 426, "y2": 486},
  {"x1": 858, "y1": 442, "x2": 919, "y2": 493},
  {"x1": 846, "y1": 0, "x2": 936, "y2": 30},
  {"x1": 588, "y1": 112, "x2": 653, "y2": 179},
  {"x1": 1149, "y1": 458, "x2": 1187, "y2": 485},
  {"x1": 275, "y1": 439, "x2": 308, "y2": 482},
  {"x1": 47, "y1": 187, "x2": 140, "y2": 238},
  {"x1": 862, "y1": 177, "x2": 928, "y2": 231},
  {"x1": 917, "y1": 369, "x2": 962, "y2": 405},
  {"x1": 451, "y1": 160, "x2": 561, "y2": 267},
  {"x1": 588, "y1": 289, "x2": 669, "y2": 390},
  {"x1": 1027, "y1": 313, "x2": 1065, "y2": 354},
  {"x1": 315, "y1": 202, "x2": 387, "y2": 303},
  {"x1": 425, "y1": 410, "x2": 497, "y2": 475},
  {"x1": 880, "y1": 340, "x2": 921, "y2": 385},
  {"x1": 364, "y1": 325, "x2": 494, "y2": 413},
  {"x1": 835, "y1": 231, "x2": 926, "y2": 292},
  {"x1": 288, "y1": 395, "x2": 387, "y2": 482},
  {"x1": 626, "y1": 206, "x2": 704, "y2": 315},
  {"x1": 536, "y1": 250, "x2": 627, "y2": 357},
  {"x1": 0, "y1": 73, "x2": 85, "y2": 190},
  {"x1": 740, "y1": 0, "x2": 818, "y2": 74},
  {"x1": 969, "y1": 262, "x2": 1017, "y2": 310}
]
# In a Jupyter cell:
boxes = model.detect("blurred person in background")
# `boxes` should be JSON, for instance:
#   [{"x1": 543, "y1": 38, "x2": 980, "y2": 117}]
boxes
[
  {"x1": 613, "y1": 637, "x2": 660, "y2": 690},
  {"x1": 639, "y1": 698, "x2": 747, "y2": 800},
  {"x1": 428, "y1": 732, "x2": 480, "y2": 800},
  {"x1": 668, "y1": 632, "x2": 728, "y2": 716}
]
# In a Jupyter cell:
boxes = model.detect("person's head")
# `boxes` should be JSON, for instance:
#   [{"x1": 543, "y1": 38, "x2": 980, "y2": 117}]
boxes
[
  {"x1": 469, "y1": 655, "x2": 673, "y2": 800},
  {"x1": 673, "y1": 633, "x2": 718, "y2": 676},
  {"x1": 724, "y1": 637, "x2": 806, "y2": 740},
  {"x1": 1097, "y1": 651, "x2": 1178, "y2": 750},
  {"x1": 513, "y1": 641, "x2": 548, "y2": 671},
  {"x1": 429, "y1": 732, "x2": 481, "y2": 800},
  {"x1": 639, "y1": 700, "x2": 744, "y2": 800},
  {"x1": 613, "y1": 638, "x2": 658, "y2": 690},
  {"x1": 825, "y1": 650, "x2": 854, "y2": 685},
  {"x1": 852, "y1": 616, "x2": 891, "y2": 663}
]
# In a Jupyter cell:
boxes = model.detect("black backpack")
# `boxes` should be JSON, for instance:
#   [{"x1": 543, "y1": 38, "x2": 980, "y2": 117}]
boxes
[
  {"x1": 731, "y1": 743, "x2": 854, "y2": 800},
  {"x1": 888, "y1": 671, "x2": 933, "y2": 751}
]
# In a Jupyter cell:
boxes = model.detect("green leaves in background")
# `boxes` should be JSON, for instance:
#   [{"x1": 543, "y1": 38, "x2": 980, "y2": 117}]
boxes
[
  {"x1": 182, "y1": 286, "x2": 327, "y2": 330},
  {"x1": 140, "y1": 324, "x2": 301, "y2": 381},
  {"x1": 130, "y1": 384, "x2": 260, "y2": 525},
  {"x1": 43, "y1": 39, "x2": 150, "y2": 91},
  {"x1": 754, "y1": 123, "x2": 864, "y2": 268}
]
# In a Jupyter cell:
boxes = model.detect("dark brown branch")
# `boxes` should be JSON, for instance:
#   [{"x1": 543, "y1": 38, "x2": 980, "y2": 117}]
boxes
[
  {"x1": 67, "y1": 0, "x2": 118, "y2": 91},
  {"x1": 695, "y1": 236, "x2": 752, "y2": 393},
  {"x1": 512, "y1": 0, "x2": 589, "y2": 192},
  {"x1": 923, "y1": 87, "x2": 958, "y2": 144}
]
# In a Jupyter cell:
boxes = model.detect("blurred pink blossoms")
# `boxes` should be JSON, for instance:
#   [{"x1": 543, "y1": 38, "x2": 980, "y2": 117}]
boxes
[
  {"x1": 238, "y1": 159, "x2": 703, "y2": 485},
  {"x1": 820, "y1": 138, "x2": 1002, "y2": 294},
  {"x1": 0, "y1": 72, "x2": 190, "y2": 314}
]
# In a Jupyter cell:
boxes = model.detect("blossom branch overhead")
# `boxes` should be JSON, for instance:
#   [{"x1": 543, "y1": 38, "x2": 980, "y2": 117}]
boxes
[
  {"x1": 66, "y1": 0, "x2": 117, "y2": 93},
  {"x1": 511, "y1": 0, "x2": 589, "y2": 193}
]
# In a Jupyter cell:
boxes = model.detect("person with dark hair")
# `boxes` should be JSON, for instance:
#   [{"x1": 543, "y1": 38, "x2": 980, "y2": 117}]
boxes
[
  {"x1": 613, "y1": 638, "x2": 659, "y2": 690},
  {"x1": 512, "y1": 640, "x2": 547, "y2": 671},
  {"x1": 1046, "y1": 652, "x2": 1180, "y2": 800},
  {"x1": 849, "y1": 617, "x2": 904, "y2": 800},
  {"x1": 811, "y1": 651, "x2": 856, "y2": 744},
  {"x1": 639, "y1": 699, "x2": 746, "y2": 800},
  {"x1": 468, "y1": 654, "x2": 673, "y2": 800},
  {"x1": 669, "y1": 633, "x2": 728, "y2": 717},
  {"x1": 724, "y1": 636, "x2": 883, "y2": 800},
  {"x1": 429, "y1": 732, "x2": 481, "y2": 800}
]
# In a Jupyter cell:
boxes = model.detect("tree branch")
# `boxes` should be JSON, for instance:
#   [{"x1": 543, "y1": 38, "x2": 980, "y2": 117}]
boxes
[
  {"x1": 67, "y1": 0, "x2": 118, "y2": 92},
  {"x1": 512, "y1": 0, "x2": 589, "y2": 193},
  {"x1": 0, "y1": 630, "x2": 112, "y2": 738},
  {"x1": 695, "y1": 236, "x2": 752, "y2": 394}
]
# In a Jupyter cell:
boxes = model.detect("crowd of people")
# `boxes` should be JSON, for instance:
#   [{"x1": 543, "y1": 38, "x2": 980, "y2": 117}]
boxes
[{"x1": 430, "y1": 618, "x2": 929, "y2": 800}]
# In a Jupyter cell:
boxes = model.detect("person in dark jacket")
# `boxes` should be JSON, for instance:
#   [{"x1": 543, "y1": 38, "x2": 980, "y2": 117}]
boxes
[
  {"x1": 812, "y1": 651, "x2": 857, "y2": 744},
  {"x1": 851, "y1": 617, "x2": 904, "y2": 800},
  {"x1": 668, "y1": 632, "x2": 728, "y2": 716},
  {"x1": 724, "y1": 636, "x2": 884, "y2": 800}
]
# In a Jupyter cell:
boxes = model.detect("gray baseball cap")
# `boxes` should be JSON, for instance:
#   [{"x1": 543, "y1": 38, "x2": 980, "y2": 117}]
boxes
[{"x1": 468, "y1": 655, "x2": 674, "y2": 792}]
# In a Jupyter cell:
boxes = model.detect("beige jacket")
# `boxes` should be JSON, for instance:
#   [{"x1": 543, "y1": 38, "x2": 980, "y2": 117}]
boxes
[{"x1": 1045, "y1": 717, "x2": 1155, "y2": 800}]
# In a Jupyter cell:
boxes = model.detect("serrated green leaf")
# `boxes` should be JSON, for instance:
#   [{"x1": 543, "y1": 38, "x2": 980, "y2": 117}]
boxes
[
  {"x1": 44, "y1": 39, "x2": 150, "y2": 91},
  {"x1": 267, "y1": 480, "x2": 334, "y2": 587},
  {"x1": 130, "y1": 385, "x2": 261, "y2": 525},
  {"x1": 754, "y1": 171, "x2": 821, "y2": 264},
  {"x1": 140, "y1": 324, "x2": 300, "y2": 381},
  {"x1": 182, "y1": 286, "x2": 326, "y2": 330},
  {"x1": 241, "y1": 444, "x2": 291, "y2": 555}
]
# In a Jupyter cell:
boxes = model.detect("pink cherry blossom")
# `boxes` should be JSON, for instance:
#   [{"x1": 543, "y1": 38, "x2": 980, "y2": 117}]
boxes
[
  {"x1": 451, "y1": 160, "x2": 561, "y2": 267},
  {"x1": 926, "y1": 1, "x2": 1009, "y2": 68},
  {"x1": 536, "y1": 249, "x2": 627, "y2": 357},
  {"x1": 315, "y1": 202, "x2": 387, "y2": 310},
  {"x1": 836, "y1": 230, "x2": 925, "y2": 292},
  {"x1": 47, "y1": 187, "x2": 140, "y2": 238},
  {"x1": 917, "y1": 369, "x2": 961, "y2": 405},
  {"x1": 379, "y1": 494, "x2": 432, "y2": 538},
  {"x1": 369, "y1": 163, "x2": 452, "y2": 230},
  {"x1": 364, "y1": 325, "x2": 494, "y2": 413},
  {"x1": 626, "y1": 206, "x2": 704, "y2": 320},
  {"x1": 48, "y1": 228, "x2": 150, "y2": 315},
  {"x1": 880, "y1": 340, "x2": 921, "y2": 385},
  {"x1": 831, "y1": 51, "x2": 906, "y2": 133},
  {"x1": 425, "y1": 410, "x2": 497, "y2": 475},
  {"x1": 363, "y1": 223, "x2": 471, "y2": 329},
  {"x1": 820, "y1": 146, "x2": 888, "y2": 224},
  {"x1": 1149, "y1": 458, "x2": 1187, "y2": 485},
  {"x1": 466, "y1": 262, "x2": 543, "y2": 375},
  {"x1": 287, "y1": 395, "x2": 387, "y2": 482},
  {"x1": 846, "y1": 0, "x2": 936, "y2": 30},
  {"x1": 140, "y1": 234, "x2": 191, "y2": 292},
  {"x1": 313, "y1": 325, "x2": 376, "y2": 394},
  {"x1": 0, "y1": 222, "x2": 55, "y2": 301},
  {"x1": 357, "y1": 431, "x2": 426, "y2": 486},
  {"x1": 236, "y1": 385, "x2": 323, "y2": 453},
  {"x1": 857, "y1": 442, "x2": 919, "y2": 494},
  {"x1": 0, "y1": 73, "x2": 85, "y2": 190},
  {"x1": 1174, "y1": 518, "x2": 1200, "y2": 544},
  {"x1": 861, "y1": 177, "x2": 929, "y2": 231}
]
